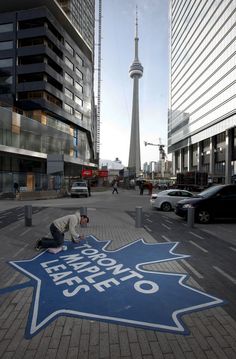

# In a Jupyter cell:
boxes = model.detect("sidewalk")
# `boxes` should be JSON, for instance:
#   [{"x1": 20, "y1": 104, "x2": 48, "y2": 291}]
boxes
[{"x1": 0, "y1": 193, "x2": 236, "y2": 359}]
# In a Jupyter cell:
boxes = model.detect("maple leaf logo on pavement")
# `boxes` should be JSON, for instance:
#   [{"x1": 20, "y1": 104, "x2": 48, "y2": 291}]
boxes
[{"x1": 0, "y1": 236, "x2": 225, "y2": 338}]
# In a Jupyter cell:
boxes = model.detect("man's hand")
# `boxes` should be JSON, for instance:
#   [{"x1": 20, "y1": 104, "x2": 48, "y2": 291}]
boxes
[{"x1": 73, "y1": 234, "x2": 85, "y2": 243}]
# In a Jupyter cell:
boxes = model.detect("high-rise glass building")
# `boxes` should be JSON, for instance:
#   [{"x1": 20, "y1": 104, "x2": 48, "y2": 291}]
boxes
[
  {"x1": 57, "y1": 0, "x2": 95, "y2": 50},
  {"x1": 0, "y1": 0, "x2": 97, "y2": 192},
  {"x1": 168, "y1": 0, "x2": 236, "y2": 184}
]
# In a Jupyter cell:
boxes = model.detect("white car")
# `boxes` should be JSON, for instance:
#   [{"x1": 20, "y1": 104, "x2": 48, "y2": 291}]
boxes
[
  {"x1": 70, "y1": 181, "x2": 88, "y2": 198},
  {"x1": 150, "y1": 189, "x2": 194, "y2": 211}
]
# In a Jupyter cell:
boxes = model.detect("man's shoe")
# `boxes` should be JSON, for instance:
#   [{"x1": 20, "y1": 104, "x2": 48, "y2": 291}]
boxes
[{"x1": 35, "y1": 240, "x2": 42, "y2": 251}]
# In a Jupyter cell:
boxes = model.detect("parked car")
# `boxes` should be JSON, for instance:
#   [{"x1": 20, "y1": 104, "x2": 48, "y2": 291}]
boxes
[
  {"x1": 150, "y1": 189, "x2": 194, "y2": 212},
  {"x1": 70, "y1": 181, "x2": 88, "y2": 198},
  {"x1": 175, "y1": 184, "x2": 236, "y2": 223}
]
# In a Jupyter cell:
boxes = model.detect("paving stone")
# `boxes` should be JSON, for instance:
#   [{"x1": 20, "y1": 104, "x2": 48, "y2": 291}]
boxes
[
  {"x1": 88, "y1": 345, "x2": 100, "y2": 359},
  {"x1": 155, "y1": 333, "x2": 172, "y2": 354},
  {"x1": 22, "y1": 350, "x2": 37, "y2": 359},
  {"x1": 108, "y1": 324, "x2": 119, "y2": 344},
  {"x1": 0, "y1": 340, "x2": 11, "y2": 358},
  {"x1": 78, "y1": 333, "x2": 89, "y2": 358},
  {"x1": 137, "y1": 331, "x2": 152, "y2": 355},
  {"x1": 149, "y1": 341, "x2": 164, "y2": 359},
  {"x1": 130, "y1": 342, "x2": 142, "y2": 358},
  {"x1": 119, "y1": 330, "x2": 131, "y2": 357},
  {"x1": 69, "y1": 324, "x2": 81, "y2": 347},
  {"x1": 89, "y1": 321, "x2": 100, "y2": 346},
  {"x1": 49, "y1": 326, "x2": 63, "y2": 349},
  {"x1": 186, "y1": 338, "x2": 208, "y2": 359},
  {"x1": 109, "y1": 343, "x2": 120, "y2": 358},
  {"x1": 56, "y1": 335, "x2": 70, "y2": 359},
  {"x1": 206, "y1": 337, "x2": 229, "y2": 359},
  {"x1": 34, "y1": 336, "x2": 51, "y2": 359},
  {"x1": 99, "y1": 332, "x2": 109, "y2": 358},
  {"x1": 1, "y1": 352, "x2": 14, "y2": 359},
  {"x1": 67, "y1": 346, "x2": 79, "y2": 359}
]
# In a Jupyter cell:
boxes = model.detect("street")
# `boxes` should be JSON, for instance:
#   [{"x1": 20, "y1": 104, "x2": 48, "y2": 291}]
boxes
[{"x1": 0, "y1": 188, "x2": 236, "y2": 358}]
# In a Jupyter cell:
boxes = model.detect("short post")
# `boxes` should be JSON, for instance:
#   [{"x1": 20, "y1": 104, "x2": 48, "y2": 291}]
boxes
[
  {"x1": 187, "y1": 207, "x2": 195, "y2": 228},
  {"x1": 25, "y1": 205, "x2": 32, "y2": 226},
  {"x1": 80, "y1": 207, "x2": 87, "y2": 227},
  {"x1": 135, "y1": 206, "x2": 143, "y2": 228}
]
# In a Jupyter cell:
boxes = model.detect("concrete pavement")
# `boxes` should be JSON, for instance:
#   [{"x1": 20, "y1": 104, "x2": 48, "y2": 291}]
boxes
[{"x1": 0, "y1": 189, "x2": 236, "y2": 358}]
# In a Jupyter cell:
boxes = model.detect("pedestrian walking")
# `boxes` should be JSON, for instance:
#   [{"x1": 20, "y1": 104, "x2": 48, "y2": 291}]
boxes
[
  {"x1": 13, "y1": 182, "x2": 20, "y2": 194},
  {"x1": 112, "y1": 180, "x2": 119, "y2": 194},
  {"x1": 139, "y1": 181, "x2": 144, "y2": 195}
]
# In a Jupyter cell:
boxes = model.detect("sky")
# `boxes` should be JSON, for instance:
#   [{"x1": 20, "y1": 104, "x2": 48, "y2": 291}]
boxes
[{"x1": 95, "y1": 0, "x2": 170, "y2": 167}]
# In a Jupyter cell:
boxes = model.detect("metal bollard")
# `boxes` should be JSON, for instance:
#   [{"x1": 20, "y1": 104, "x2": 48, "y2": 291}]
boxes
[
  {"x1": 25, "y1": 205, "x2": 32, "y2": 226},
  {"x1": 187, "y1": 207, "x2": 195, "y2": 228},
  {"x1": 80, "y1": 207, "x2": 87, "y2": 227},
  {"x1": 135, "y1": 206, "x2": 143, "y2": 228}
]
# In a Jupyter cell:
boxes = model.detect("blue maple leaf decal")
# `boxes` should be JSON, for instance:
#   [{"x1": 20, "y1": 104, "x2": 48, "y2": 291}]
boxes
[{"x1": 0, "y1": 235, "x2": 225, "y2": 338}]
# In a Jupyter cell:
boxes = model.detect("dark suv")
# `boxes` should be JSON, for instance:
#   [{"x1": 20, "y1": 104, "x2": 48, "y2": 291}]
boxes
[{"x1": 175, "y1": 184, "x2": 236, "y2": 224}]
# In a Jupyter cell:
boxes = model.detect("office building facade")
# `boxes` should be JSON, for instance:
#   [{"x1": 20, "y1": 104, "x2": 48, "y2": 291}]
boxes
[
  {"x1": 168, "y1": 0, "x2": 236, "y2": 184},
  {"x1": 0, "y1": 0, "x2": 97, "y2": 192}
]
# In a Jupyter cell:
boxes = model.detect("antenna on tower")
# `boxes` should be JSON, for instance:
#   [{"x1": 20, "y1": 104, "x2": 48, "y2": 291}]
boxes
[{"x1": 96, "y1": 0, "x2": 102, "y2": 156}]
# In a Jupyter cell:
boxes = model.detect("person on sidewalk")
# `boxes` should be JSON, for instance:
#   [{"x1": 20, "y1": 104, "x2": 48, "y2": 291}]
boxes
[
  {"x1": 35, "y1": 212, "x2": 89, "y2": 250},
  {"x1": 112, "y1": 180, "x2": 118, "y2": 194},
  {"x1": 13, "y1": 182, "x2": 20, "y2": 194}
]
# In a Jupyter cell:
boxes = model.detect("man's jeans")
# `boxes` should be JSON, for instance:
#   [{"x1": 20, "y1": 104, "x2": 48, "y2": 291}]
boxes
[{"x1": 40, "y1": 223, "x2": 64, "y2": 248}]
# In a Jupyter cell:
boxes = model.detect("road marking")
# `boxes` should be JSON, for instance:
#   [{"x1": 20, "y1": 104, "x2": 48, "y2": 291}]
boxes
[
  {"x1": 189, "y1": 231, "x2": 204, "y2": 239},
  {"x1": 165, "y1": 219, "x2": 173, "y2": 224},
  {"x1": 144, "y1": 225, "x2": 152, "y2": 232},
  {"x1": 181, "y1": 259, "x2": 204, "y2": 279},
  {"x1": 19, "y1": 228, "x2": 32, "y2": 237},
  {"x1": 146, "y1": 218, "x2": 152, "y2": 223},
  {"x1": 161, "y1": 223, "x2": 171, "y2": 230},
  {"x1": 213, "y1": 266, "x2": 236, "y2": 285},
  {"x1": 161, "y1": 235, "x2": 171, "y2": 242},
  {"x1": 189, "y1": 240, "x2": 208, "y2": 253},
  {"x1": 229, "y1": 246, "x2": 236, "y2": 252}
]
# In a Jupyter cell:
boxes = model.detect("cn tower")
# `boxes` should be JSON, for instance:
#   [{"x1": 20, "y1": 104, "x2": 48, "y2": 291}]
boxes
[{"x1": 128, "y1": 7, "x2": 143, "y2": 177}]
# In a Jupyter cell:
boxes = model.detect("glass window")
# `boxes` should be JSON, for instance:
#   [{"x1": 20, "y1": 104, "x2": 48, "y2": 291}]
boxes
[
  {"x1": 75, "y1": 81, "x2": 83, "y2": 93},
  {"x1": 65, "y1": 56, "x2": 74, "y2": 71},
  {"x1": 65, "y1": 72, "x2": 73, "y2": 85},
  {"x1": 75, "y1": 95, "x2": 83, "y2": 107},
  {"x1": 0, "y1": 41, "x2": 13, "y2": 50},
  {"x1": 76, "y1": 67, "x2": 83, "y2": 80},
  {"x1": 0, "y1": 58, "x2": 13, "y2": 68},
  {"x1": 0, "y1": 74, "x2": 12, "y2": 84},
  {"x1": 65, "y1": 87, "x2": 73, "y2": 100},
  {"x1": 64, "y1": 103, "x2": 74, "y2": 115},
  {"x1": 65, "y1": 41, "x2": 74, "y2": 56},
  {"x1": 75, "y1": 110, "x2": 82, "y2": 120},
  {"x1": 0, "y1": 23, "x2": 13, "y2": 33},
  {"x1": 75, "y1": 53, "x2": 83, "y2": 66}
]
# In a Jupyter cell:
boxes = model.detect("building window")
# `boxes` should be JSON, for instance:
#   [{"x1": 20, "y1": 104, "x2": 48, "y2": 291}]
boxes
[
  {"x1": 65, "y1": 41, "x2": 74, "y2": 56},
  {"x1": 65, "y1": 87, "x2": 73, "y2": 100},
  {"x1": 0, "y1": 58, "x2": 13, "y2": 68},
  {"x1": 65, "y1": 72, "x2": 73, "y2": 85},
  {"x1": 65, "y1": 56, "x2": 74, "y2": 71},
  {"x1": 75, "y1": 110, "x2": 82, "y2": 120},
  {"x1": 0, "y1": 74, "x2": 12, "y2": 94},
  {"x1": 64, "y1": 103, "x2": 74, "y2": 115},
  {"x1": 75, "y1": 53, "x2": 83, "y2": 66},
  {"x1": 75, "y1": 81, "x2": 83, "y2": 93},
  {"x1": 76, "y1": 67, "x2": 83, "y2": 80},
  {"x1": 0, "y1": 41, "x2": 13, "y2": 50},
  {"x1": 75, "y1": 95, "x2": 83, "y2": 107},
  {"x1": 0, "y1": 23, "x2": 13, "y2": 33}
]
